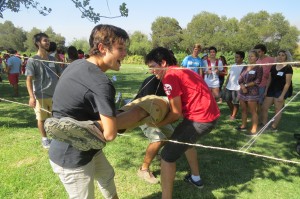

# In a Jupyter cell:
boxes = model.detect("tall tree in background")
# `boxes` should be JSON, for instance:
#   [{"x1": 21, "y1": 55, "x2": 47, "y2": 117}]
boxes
[
  {"x1": 0, "y1": 20, "x2": 26, "y2": 51},
  {"x1": 239, "y1": 11, "x2": 300, "y2": 55},
  {"x1": 44, "y1": 27, "x2": 65, "y2": 48},
  {"x1": 151, "y1": 17, "x2": 182, "y2": 51},
  {"x1": 70, "y1": 38, "x2": 89, "y2": 54},
  {"x1": 23, "y1": 25, "x2": 66, "y2": 52},
  {"x1": 128, "y1": 31, "x2": 151, "y2": 56},
  {"x1": 184, "y1": 12, "x2": 222, "y2": 50},
  {"x1": 0, "y1": 0, "x2": 128, "y2": 23},
  {"x1": 23, "y1": 27, "x2": 42, "y2": 52}
]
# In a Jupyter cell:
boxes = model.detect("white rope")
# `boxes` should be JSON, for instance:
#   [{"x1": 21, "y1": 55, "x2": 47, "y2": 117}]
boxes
[
  {"x1": 0, "y1": 98, "x2": 51, "y2": 114},
  {"x1": 167, "y1": 140, "x2": 300, "y2": 165},
  {"x1": 240, "y1": 90, "x2": 300, "y2": 151}
]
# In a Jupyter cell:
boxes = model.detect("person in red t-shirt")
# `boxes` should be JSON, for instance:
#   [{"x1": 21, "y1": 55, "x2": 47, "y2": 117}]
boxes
[{"x1": 145, "y1": 47, "x2": 220, "y2": 199}]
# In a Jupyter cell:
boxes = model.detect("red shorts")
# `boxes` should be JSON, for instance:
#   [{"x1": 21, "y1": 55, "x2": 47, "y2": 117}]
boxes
[{"x1": 8, "y1": 73, "x2": 19, "y2": 85}]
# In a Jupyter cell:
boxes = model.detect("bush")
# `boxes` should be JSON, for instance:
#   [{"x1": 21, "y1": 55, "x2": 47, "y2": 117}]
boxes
[{"x1": 123, "y1": 55, "x2": 144, "y2": 64}]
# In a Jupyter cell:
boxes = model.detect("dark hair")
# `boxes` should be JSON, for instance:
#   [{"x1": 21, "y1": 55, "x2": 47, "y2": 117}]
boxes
[
  {"x1": 67, "y1": 46, "x2": 79, "y2": 61},
  {"x1": 219, "y1": 55, "x2": 227, "y2": 65},
  {"x1": 249, "y1": 49, "x2": 259, "y2": 58},
  {"x1": 254, "y1": 44, "x2": 267, "y2": 54},
  {"x1": 33, "y1": 33, "x2": 49, "y2": 48},
  {"x1": 235, "y1": 51, "x2": 245, "y2": 59},
  {"x1": 48, "y1": 42, "x2": 57, "y2": 52},
  {"x1": 89, "y1": 24, "x2": 129, "y2": 56},
  {"x1": 209, "y1": 46, "x2": 217, "y2": 53},
  {"x1": 77, "y1": 49, "x2": 84, "y2": 55},
  {"x1": 145, "y1": 47, "x2": 177, "y2": 66}
]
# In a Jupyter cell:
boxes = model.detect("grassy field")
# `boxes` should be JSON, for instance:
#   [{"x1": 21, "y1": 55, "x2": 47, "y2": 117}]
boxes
[{"x1": 0, "y1": 65, "x2": 300, "y2": 199}]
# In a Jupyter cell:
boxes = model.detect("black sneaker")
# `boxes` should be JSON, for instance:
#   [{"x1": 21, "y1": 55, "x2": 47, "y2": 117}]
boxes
[{"x1": 184, "y1": 174, "x2": 204, "y2": 189}]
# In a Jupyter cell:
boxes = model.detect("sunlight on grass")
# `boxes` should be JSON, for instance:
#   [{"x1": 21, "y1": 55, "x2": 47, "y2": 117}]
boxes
[{"x1": 0, "y1": 66, "x2": 300, "y2": 198}]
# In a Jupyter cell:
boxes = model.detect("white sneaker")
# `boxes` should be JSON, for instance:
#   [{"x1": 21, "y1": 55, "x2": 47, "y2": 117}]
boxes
[{"x1": 42, "y1": 138, "x2": 51, "y2": 149}]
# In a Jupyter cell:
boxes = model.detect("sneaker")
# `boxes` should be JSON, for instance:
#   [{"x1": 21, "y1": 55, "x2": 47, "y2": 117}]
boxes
[
  {"x1": 137, "y1": 168, "x2": 159, "y2": 184},
  {"x1": 184, "y1": 173, "x2": 204, "y2": 189},
  {"x1": 42, "y1": 138, "x2": 51, "y2": 149},
  {"x1": 44, "y1": 117, "x2": 106, "y2": 151}
]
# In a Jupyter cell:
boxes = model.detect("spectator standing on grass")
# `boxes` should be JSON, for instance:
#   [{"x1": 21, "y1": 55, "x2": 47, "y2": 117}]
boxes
[
  {"x1": 218, "y1": 55, "x2": 228, "y2": 103},
  {"x1": 203, "y1": 46, "x2": 224, "y2": 100},
  {"x1": 25, "y1": 33, "x2": 61, "y2": 149},
  {"x1": 222, "y1": 51, "x2": 245, "y2": 120},
  {"x1": 253, "y1": 44, "x2": 275, "y2": 121},
  {"x1": 21, "y1": 54, "x2": 28, "y2": 75},
  {"x1": 261, "y1": 50, "x2": 293, "y2": 132},
  {"x1": 181, "y1": 44, "x2": 204, "y2": 76},
  {"x1": 145, "y1": 47, "x2": 220, "y2": 199},
  {"x1": 237, "y1": 50, "x2": 263, "y2": 135},
  {"x1": 7, "y1": 49, "x2": 22, "y2": 97}
]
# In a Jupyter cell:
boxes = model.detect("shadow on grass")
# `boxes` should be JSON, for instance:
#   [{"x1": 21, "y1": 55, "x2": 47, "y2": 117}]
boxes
[{"x1": 0, "y1": 75, "x2": 37, "y2": 128}]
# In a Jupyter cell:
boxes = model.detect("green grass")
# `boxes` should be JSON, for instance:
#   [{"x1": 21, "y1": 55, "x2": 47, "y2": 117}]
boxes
[{"x1": 0, "y1": 65, "x2": 300, "y2": 199}]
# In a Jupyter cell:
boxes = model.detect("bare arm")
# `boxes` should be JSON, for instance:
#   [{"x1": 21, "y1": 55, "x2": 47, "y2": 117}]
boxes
[
  {"x1": 154, "y1": 96, "x2": 182, "y2": 127},
  {"x1": 98, "y1": 114, "x2": 117, "y2": 142},
  {"x1": 278, "y1": 74, "x2": 292, "y2": 101},
  {"x1": 26, "y1": 76, "x2": 36, "y2": 108}
]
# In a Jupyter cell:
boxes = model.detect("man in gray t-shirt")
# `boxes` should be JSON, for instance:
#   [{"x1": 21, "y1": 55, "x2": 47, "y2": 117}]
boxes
[{"x1": 25, "y1": 33, "x2": 61, "y2": 149}]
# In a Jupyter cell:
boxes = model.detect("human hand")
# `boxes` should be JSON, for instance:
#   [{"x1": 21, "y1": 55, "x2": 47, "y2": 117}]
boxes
[{"x1": 29, "y1": 97, "x2": 36, "y2": 108}]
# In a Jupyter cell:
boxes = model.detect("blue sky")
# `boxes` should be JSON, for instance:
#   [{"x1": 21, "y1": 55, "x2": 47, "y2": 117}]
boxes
[{"x1": 1, "y1": 0, "x2": 299, "y2": 45}]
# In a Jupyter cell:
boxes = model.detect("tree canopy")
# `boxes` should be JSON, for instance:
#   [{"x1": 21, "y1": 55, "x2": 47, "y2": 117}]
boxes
[
  {"x1": 0, "y1": 10, "x2": 299, "y2": 58},
  {"x1": 0, "y1": 0, "x2": 128, "y2": 23}
]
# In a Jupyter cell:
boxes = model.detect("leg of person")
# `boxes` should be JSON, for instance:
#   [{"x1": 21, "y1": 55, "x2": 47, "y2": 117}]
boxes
[
  {"x1": 237, "y1": 100, "x2": 248, "y2": 131},
  {"x1": 185, "y1": 147, "x2": 199, "y2": 176},
  {"x1": 248, "y1": 101, "x2": 258, "y2": 134},
  {"x1": 35, "y1": 98, "x2": 52, "y2": 149},
  {"x1": 184, "y1": 120, "x2": 216, "y2": 188},
  {"x1": 231, "y1": 90, "x2": 240, "y2": 118},
  {"x1": 211, "y1": 87, "x2": 220, "y2": 101},
  {"x1": 161, "y1": 160, "x2": 176, "y2": 199},
  {"x1": 258, "y1": 87, "x2": 266, "y2": 121},
  {"x1": 223, "y1": 89, "x2": 234, "y2": 117},
  {"x1": 94, "y1": 151, "x2": 118, "y2": 199},
  {"x1": 271, "y1": 98, "x2": 285, "y2": 131},
  {"x1": 49, "y1": 160, "x2": 95, "y2": 199},
  {"x1": 137, "y1": 124, "x2": 173, "y2": 184},
  {"x1": 261, "y1": 97, "x2": 274, "y2": 126},
  {"x1": 137, "y1": 141, "x2": 163, "y2": 184},
  {"x1": 12, "y1": 83, "x2": 18, "y2": 96}
]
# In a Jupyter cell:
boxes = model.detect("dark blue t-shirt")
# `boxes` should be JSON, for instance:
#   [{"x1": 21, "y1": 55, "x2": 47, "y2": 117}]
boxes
[{"x1": 49, "y1": 59, "x2": 116, "y2": 168}]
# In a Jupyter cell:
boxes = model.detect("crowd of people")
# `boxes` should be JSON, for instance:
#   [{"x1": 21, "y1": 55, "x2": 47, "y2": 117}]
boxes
[{"x1": 0, "y1": 23, "x2": 295, "y2": 199}]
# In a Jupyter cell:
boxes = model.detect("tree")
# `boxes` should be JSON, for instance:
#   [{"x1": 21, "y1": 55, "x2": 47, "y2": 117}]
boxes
[
  {"x1": 23, "y1": 27, "x2": 42, "y2": 52},
  {"x1": 0, "y1": 0, "x2": 128, "y2": 23},
  {"x1": 23, "y1": 26, "x2": 66, "y2": 52},
  {"x1": 70, "y1": 38, "x2": 89, "y2": 53},
  {"x1": 44, "y1": 27, "x2": 65, "y2": 48},
  {"x1": 184, "y1": 12, "x2": 222, "y2": 50},
  {"x1": 240, "y1": 11, "x2": 300, "y2": 55},
  {"x1": 128, "y1": 31, "x2": 151, "y2": 56},
  {"x1": 151, "y1": 17, "x2": 182, "y2": 51},
  {"x1": 0, "y1": 20, "x2": 26, "y2": 51}
]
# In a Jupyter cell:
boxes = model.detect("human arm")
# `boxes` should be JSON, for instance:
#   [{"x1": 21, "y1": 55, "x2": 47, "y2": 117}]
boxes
[
  {"x1": 98, "y1": 114, "x2": 117, "y2": 141},
  {"x1": 151, "y1": 96, "x2": 182, "y2": 127},
  {"x1": 26, "y1": 76, "x2": 36, "y2": 108},
  {"x1": 278, "y1": 73, "x2": 292, "y2": 102}
]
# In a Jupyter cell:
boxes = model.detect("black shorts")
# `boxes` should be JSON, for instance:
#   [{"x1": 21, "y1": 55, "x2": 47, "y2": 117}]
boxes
[{"x1": 161, "y1": 118, "x2": 217, "y2": 163}]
